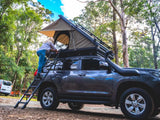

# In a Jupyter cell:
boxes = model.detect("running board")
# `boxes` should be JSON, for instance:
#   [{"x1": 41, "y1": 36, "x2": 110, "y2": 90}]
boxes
[{"x1": 59, "y1": 99, "x2": 111, "y2": 105}]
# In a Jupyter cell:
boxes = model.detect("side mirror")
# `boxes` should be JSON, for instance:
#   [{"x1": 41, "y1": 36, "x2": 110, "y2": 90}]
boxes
[{"x1": 99, "y1": 61, "x2": 109, "y2": 70}]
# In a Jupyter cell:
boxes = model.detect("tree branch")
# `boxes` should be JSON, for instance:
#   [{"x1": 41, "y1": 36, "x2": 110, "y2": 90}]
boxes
[
  {"x1": 153, "y1": 17, "x2": 160, "y2": 33},
  {"x1": 108, "y1": 0, "x2": 122, "y2": 21},
  {"x1": 76, "y1": 0, "x2": 89, "y2": 3},
  {"x1": 157, "y1": 34, "x2": 160, "y2": 51},
  {"x1": 77, "y1": 0, "x2": 106, "y2": 3}
]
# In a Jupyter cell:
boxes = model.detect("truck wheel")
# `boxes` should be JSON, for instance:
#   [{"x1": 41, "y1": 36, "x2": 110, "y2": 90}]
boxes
[
  {"x1": 40, "y1": 87, "x2": 59, "y2": 110},
  {"x1": 5, "y1": 93, "x2": 9, "y2": 96},
  {"x1": 120, "y1": 88, "x2": 154, "y2": 119},
  {"x1": 68, "y1": 102, "x2": 84, "y2": 111}
]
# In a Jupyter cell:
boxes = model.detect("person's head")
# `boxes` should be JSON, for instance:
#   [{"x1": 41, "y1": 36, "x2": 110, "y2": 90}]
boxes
[
  {"x1": 44, "y1": 37, "x2": 54, "y2": 43},
  {"x1": 48, "y1": 37, "x2": 54, "y2": 43}
]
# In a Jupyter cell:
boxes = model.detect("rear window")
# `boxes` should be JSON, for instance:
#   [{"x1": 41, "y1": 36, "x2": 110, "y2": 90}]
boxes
[
  {"x1": 82, "y1": 59, "x2": 109, "y2": 70},
  {"x1": 82, "y1": 59, "x2": 99, "y2": 70},
  {"x1": 3, "y1": 81, "x2": 12, "y2": 86}
]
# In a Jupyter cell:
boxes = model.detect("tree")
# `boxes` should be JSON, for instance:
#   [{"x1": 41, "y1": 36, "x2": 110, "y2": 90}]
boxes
[
  {"x1": 74, "y1": 1, "x2": 121, "y2": 64},
  {"x1": 112, "y1": 0, "x2": 118, "y2": 64},
  {"x1": 0, "y1": 0, "x2": 54, "y2": 91},
  {"x1": 108, "y1": 0, "x2": 145, "y2": 67},
  {"x1": 129, "y1": 30, "x2": 154, "y2": 68},
  {"x1": 141, "y1": 0, "x2": 160, "y2": 69}
]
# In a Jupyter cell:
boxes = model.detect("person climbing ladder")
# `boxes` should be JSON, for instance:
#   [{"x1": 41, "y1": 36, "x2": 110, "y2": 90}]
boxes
[{"x1": 37, "y1": 37, "x2": 58, "y2": 76}]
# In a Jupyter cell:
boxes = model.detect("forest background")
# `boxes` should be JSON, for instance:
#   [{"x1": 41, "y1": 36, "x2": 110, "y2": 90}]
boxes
[{"x1": 0, "y1": 0, "x2": 160, "y2": 92}]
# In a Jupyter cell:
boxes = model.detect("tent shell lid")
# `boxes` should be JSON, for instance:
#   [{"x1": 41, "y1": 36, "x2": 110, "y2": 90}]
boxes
[{"x1": 58, "y1": 15, "x2": 98, "y2": 47}]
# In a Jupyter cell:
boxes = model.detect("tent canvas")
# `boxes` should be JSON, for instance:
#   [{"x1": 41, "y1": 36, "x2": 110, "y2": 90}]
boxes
[
  {"x1": 39, "y1": 15, "x2": 113, "y2": 59},
  {"x1": 39, "y1": 16, "x2": 95, "y2": 50}
]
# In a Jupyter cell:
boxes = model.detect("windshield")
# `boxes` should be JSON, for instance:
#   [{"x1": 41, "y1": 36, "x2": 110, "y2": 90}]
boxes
[{"x1": 3, "y1": 81, "x2": 12, "y2": 86}]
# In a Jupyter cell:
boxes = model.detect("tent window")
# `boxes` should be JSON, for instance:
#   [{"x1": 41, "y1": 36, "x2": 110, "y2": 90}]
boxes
[{"x1": 55, "y1": 33, "x2": 69, "y2": 50}]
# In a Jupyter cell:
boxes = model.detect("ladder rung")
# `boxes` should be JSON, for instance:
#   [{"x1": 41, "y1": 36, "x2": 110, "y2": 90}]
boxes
[
  {"x1": 35, "y1": 78, "x2": 41, "y2": 80},
  {"x1": 46, "y1": 69, "x2": 53, "y2": 71},
  {"x1": 20, "y1": 102, "x2": 27, "y2": 104},
  {"x1": 41, "y1": 72, "x2": 48, "y2": 73},
  {"x1": 30, "y1": 85, "x2": 37, "y2": 88},
  {"x1": 36, "y1": 76, "x2": 42, "y2": 79},
  {"x1": 33, "y1": 79, "x2": 41, "y2": 82},
  {"x1": 25, "y1": 93, "x2": 31, "y2": 96}
]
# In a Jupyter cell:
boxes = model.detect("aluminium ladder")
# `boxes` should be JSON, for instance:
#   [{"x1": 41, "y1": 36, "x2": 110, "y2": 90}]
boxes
[{"x1": 14, "y1": 53, "x2": 59, "y2": 109}]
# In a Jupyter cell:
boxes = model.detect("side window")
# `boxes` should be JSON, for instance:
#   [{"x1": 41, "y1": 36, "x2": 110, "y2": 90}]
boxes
[
  {"x1": 63, "y1": 59, "x2": 79, "y2": 70},
  {"x1": 82, "y1": 59, "x2": 99, "y2": 70},
  {"x1": 82, "y1": 59, "x2": 109, "y2": 70}
]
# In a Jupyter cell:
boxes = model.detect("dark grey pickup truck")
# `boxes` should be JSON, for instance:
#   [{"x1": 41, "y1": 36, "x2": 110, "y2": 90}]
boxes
[{"x1": 36, "y1": 55, "x2": 160, "y2": 119}]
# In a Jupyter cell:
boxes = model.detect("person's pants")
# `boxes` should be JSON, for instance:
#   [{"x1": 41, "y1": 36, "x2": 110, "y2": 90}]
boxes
[{"x1": 37, "y1": 50, "x2": 46, "y2": 73}]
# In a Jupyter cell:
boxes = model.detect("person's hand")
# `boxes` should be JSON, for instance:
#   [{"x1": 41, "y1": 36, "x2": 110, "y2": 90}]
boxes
[
  {"x1": 56, "y1": 50, "x2": 58, "y2": 54},
  {"x1": 50, "y1": 49, "x2": 58, "y2": 53}
]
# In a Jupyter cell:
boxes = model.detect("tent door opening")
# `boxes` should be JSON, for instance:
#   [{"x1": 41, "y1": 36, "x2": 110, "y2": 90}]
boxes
[{"x1": 54, "y1": 31, "x2": 70, "y2": 50}]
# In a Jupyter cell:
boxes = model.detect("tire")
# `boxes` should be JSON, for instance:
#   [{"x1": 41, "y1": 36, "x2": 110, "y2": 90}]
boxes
[
  {"x1": 68, "y1": 102, "x2": 84, "y2": 111},
  {"x1": 5, "y1": 93, "x2": 9, "y2": 96},
  {"x1": 120, "y1": 88, "x2": 154, "y2": 119},
  {"x1": 40, "y1": 87, "x2": 59, "y2": 110}
]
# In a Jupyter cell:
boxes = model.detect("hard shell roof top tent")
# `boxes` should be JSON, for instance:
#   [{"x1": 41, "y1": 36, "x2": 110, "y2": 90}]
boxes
[{"x1": 39, "y1": 15, "x2": 113, "y2": 59}]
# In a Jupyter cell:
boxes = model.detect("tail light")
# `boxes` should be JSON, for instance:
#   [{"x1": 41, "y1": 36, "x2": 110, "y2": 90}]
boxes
[
  {"x1": 0, "y1": 83, "x2": 1, "y2": 89},
  {"x1": 34, "y1": 69, "x2": 38, "y2": 76}
]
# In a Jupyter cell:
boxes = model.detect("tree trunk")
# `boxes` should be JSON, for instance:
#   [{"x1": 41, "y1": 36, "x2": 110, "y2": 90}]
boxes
[
  {"x1": 151, "y1": 25, "x2": 158, "y2": 69},
  {"x1": 19, "y1": 76, "x2": 24, "y2": 96},
  {"x1": 121, "y1": 22, "x2": 129, "y2": 67},
  {"x1": 149, "y1": 1, "x2": 158, "y2": 69},
  {"x1": 120, "y1": 0, "x2": 129, "y2": 67},
  {"x1": 109, "y1": 0, "x2": 129, "y2": 67},
  {"x1": 12, "y1": 73, "x2": 17, "y2": 90},
  {"x1": 112, "y1": 0, "x2": 119, "y2": 64},
  {"x1": 12, "y1": 50, "x2": 22, "y2": 90}
]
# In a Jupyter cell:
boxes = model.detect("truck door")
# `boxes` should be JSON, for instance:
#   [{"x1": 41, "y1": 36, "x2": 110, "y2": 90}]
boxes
[
  {"x1": 60, "y1": 58, "x2": 82, "y2": 96},
  {"x1": 79, "y1": 58, "x2": 113, "y2": 99}
]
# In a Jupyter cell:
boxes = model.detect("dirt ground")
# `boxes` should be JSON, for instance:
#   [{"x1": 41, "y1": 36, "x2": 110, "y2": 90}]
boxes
[{"x1": 0, "y1": 96, "x2": 160, "y2": 120}]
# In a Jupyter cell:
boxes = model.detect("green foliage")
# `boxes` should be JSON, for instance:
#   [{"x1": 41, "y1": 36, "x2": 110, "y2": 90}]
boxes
[
  {"x1": 137, "y1": 0, "x2": 160, "y2": 68},
  {"x1": 128, "y1": 30, "x2": 154, "y2": 68},
  {"x1": 0, "y1": 0, "x2": 53, "y2": 90},
  {"x1": 74, "y1": 0, "x2": 122, "y2": 62},
  {"x1": 74, "y1": 1, "x2": 111, "y2": 31},
  {"x1": 123, "y1": 0, "x2": 146, "y2": 16},
  {"x1": 74, "y1": 0, "x2": 160, "y2": 68},
  {"x1": 129, "y1": 47, "x2": 154, "y2": 68}
]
